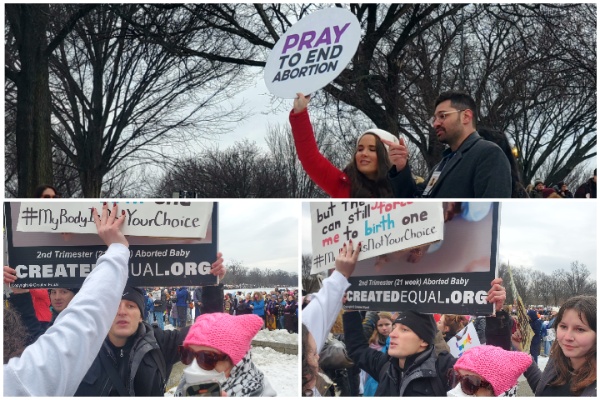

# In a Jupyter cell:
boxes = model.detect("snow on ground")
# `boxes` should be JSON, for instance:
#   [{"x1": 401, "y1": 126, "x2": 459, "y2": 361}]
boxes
[
  {"x1": 165, "y1": 326, "x2": 299, "y2": 397},
  {"x1": 254, "y1": 328, "x2": 298, "y2": 344},
  {"x1": 251, "y1": 346, "x2": 299, "y2": 397}
]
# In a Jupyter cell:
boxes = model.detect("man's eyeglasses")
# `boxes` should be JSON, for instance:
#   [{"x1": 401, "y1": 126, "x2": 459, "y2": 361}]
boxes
[
  {"x1": 428, "y1": 109, "x2": 467, "y2": 127},
  {"x1": 178, "y1": 346, "x2": 229, "y2": 370},
  {"x1": 447, "y1": 370, "x2": 493, "y2": 395}
]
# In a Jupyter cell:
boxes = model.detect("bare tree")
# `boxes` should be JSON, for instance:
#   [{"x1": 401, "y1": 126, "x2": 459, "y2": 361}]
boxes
[
  {"x1": 5, "y1": 4, "x2": 98, "y2": 197},
  {"x1": 155, "y1": 139, "x2": 290, "y2": 198},
  {"x1": 562, "y1": 261, "x2": 594, "y2": 298},
  {"x1": 155, "y1": 4, "x2": 596, "y2": 185},
  {"x1": 301, "y1": 253, "x2": 323, "y2": 294},
  {"x1": 47, "y1": 5, "x2": 245, "y2": 197}
]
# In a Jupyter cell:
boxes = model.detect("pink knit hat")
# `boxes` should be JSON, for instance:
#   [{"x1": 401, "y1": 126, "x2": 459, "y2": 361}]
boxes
[
  {"x1": 453, "y1": 345, "x2": 532, "y2": 396},
  {"x1": 183, "y1": 313, "x2": 263, "y2": 365}
]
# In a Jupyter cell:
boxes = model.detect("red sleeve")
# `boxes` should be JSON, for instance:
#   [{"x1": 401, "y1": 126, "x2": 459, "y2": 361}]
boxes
[
  {"x1": 30, "y1": 288, "x2": 52, "y2": 322},
  {"x1": 289, "y1": 108, "x2": 351, "y2": 198}
]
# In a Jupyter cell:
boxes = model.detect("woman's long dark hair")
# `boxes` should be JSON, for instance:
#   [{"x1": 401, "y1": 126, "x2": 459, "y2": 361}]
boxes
[
  {"x1": 344, "y1": 133, "x2": 394, "y2": 198},
  {"x1": 302, "y1": 323, "x2": 317, "y2": 396},
  {"x1": 549, "y1": 295, "x2": 596, "y2": 394},
  {"x1": 33, "y1": 184, "x2": 59, "y2": 198}
]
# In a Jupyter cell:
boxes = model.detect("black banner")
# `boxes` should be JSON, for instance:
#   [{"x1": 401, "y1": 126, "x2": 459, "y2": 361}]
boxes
[
  {"x1": 4, "y1": 202, "x2": 219, "y2": 288},
  {"x1": 344, "y1": 202, "x2": 499, "y2": 315}
]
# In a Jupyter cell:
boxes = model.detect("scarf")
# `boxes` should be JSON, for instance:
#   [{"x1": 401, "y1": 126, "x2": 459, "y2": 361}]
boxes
[{"x1": 221, "y1": 353, "x2": 265, "y2": 397}]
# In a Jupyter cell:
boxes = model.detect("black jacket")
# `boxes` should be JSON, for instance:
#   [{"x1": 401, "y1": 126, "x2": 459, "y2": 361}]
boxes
[
  {"x1": 153, "y1": 289, "x2": 167, "y2": 313},
  {"x1": 75, "y1": 322, "x2": 189, "y2": 396},
  {"x1": 342, "y1": 311, "x2": 511, "y2": 397},
  {"x1": 194, "y1": 287, "x2": 203, "y2": 309},
  {"x1": 389, "y1": 132, "x2": 511, "y2": 198}
]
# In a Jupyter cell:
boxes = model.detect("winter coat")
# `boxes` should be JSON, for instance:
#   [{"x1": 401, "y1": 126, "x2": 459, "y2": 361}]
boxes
[
  {"x1": 574, "y1": 178, "x2": 597, "y2": 198},
  {"x1": 152, "y1": 289, "x2": 167, "y2": 313},
  {"x1": 277, "y1": 301, "x2": 286, "y2": 318},
  {"x1": 284, "y1": 300, "x2": 297, "y2": 315},
  {"x1": 528, "y1": 310, "x2": 543, "y2": 346},
  {"x1": 193, "y1": 287, "x2": 203, "y2": 309},
  {"x1": 289, "y1": 108, "x2": 351, "y2": 198},
  {"x1": 389, "y1": 131, "x2": 512, "y2": 198},
  {"x1": 237, "y1": 300, "x2": 253, "y2": 315},
  {"x1": 145, "y1": 296, "x2": 155, "y2": 315},
  {"x1": 176, "y1": 287, "x2": 189, "y2": 307},
  {"x1": 29, "y1": 289, "x2": 52, "y2": 323},
  {"x1": 343, "y1": 310, "x2": 512, "y2": 396},
  {"x1": 524, "y1": 356, "x2": 597, "y2": 396},
  {"x1": 251, "y1": 299, "x2": 265, "y2": 317},
  {"x1": 75, "y1": 322, "x2": 189, "y2": 396},
  {"x1": 266, "y1": 299, "x2": 278, "y2": 315}
]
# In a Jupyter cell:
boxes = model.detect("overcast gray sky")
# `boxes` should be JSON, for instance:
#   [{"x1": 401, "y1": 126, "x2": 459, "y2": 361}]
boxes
[
  {"x1": 301, "y1": 201, "x2": 597, "y2": 280},
  {"x1": 219, "y1": 200, "x2": 299, "y2": 274}
]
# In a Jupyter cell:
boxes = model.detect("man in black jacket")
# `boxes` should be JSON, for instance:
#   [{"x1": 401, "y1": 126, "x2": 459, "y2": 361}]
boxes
[
  {"x1": 152, "y1": 287, "x2": 167, "y2": 330},
  {"x1": 342, "y1": 278, "x2": 509, "y2": 396},
  {"x1": 193, "y1": 286, "x2": 203, "y2": 319},
  {"x1": 75, "y1": 255, "x2": 226, "y2": 396},
  {"x1": 388, "y1": 91, "x2": 511, "y2": 198}
]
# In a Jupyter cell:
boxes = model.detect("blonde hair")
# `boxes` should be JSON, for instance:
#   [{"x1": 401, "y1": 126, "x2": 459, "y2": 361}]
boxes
[{"x1": 369, "y1": 312, "x2": 394, "y2": 345}]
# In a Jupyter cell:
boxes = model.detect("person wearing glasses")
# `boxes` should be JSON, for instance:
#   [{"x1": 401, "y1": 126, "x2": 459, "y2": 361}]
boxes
[
  {"x1": 73, "y1": 257, "x2": 226, "y2": 396},
  {"x1": 448, "y1": 345, "x2": 532, "y2": 396},
  {"x1": 175, "y1": 312, "x2": 276, "y2": 396},
  {"x1": 342, "y1": 278, "x2": 510, "y2": 396},
  {"x1": 389, "y1": 91, "x2": 512, "y2": 198}
]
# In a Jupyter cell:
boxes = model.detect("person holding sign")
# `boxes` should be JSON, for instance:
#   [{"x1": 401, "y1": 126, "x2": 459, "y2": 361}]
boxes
[
  {"x1": 515, "y1": 295, "x2": 596, "y2": 396},
  {"x1": 302, "y1": 240, "x2": 361, "y2": 396},
  {"x1": 73, "y1": 255, "x2": 226, "y2": 396},
  {"x1": 4, "y1": 203, "x2": 130, "y2": 396},
  {"x1": 389, "y1": 91, "x2": 512, "y2": 198},
  {"x1": 290, "y1": 93, "x2": 409, "y2": 197},
  {"x1": 342, "y1": 278, "x2": 510, "y2": 396}
]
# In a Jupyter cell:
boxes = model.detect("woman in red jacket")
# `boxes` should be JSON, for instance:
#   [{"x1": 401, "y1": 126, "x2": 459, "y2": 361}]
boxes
[{"x1": 290, "y1": 93, "x2": 408, "y2": 198}]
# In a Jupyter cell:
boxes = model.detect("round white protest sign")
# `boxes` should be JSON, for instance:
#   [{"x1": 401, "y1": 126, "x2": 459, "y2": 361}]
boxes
[{"x1": 264, "y1": 7, "x2": 361, "y2": 99}]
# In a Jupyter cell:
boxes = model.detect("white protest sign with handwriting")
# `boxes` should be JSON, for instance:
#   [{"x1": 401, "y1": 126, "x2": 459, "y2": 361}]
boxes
[
  {"x1": 264, "y1": 7, "x2": 361, "y2": 99},
  {"x1": 310, "y1": 202, "x2": 443, "y2": 274},
  {"x1": 16, "y1": 202, "x2": 213, "y2": 238}
]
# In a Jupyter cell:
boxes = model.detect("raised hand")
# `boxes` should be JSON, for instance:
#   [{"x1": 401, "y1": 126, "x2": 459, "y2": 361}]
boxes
[
  {"x1": 381, "y1": 138, "x2": 409, "y2": 171},
  {"x1": 92, "y1": 202, "x2": 128, "y2": 247},
  {"x1": 335, "y1": 240, "x2": 361, "y2": 279},
  {"x1": 293, "y1": 92, "x2": 311, "y2": 114}
]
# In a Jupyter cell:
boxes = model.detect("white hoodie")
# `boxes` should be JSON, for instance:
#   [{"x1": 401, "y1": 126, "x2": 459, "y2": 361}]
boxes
[{"x1": 4, "y1": 243, "x2": 130, "y2": 396}]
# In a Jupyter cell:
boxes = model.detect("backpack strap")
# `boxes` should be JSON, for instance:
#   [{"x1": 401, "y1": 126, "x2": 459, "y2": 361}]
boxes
[{"x1": 99, "y1": 350, "x2": 129, "y2": 396}]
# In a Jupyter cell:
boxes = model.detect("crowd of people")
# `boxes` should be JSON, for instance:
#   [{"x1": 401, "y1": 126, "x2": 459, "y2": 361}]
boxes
[
  {"x1": 302, "y1": 241, "x2": 597, "y2": 397},
  {"x1": 3, "y1": 203, "x2": 277, "y2": 396},
  {"x1": 138, "y1": 286, "x2": 300, "y2": 334},
  {"x1": 527, "y1": 171, "x2": 597, "y2": 199},
  {"x1": 224, "y1": 289, "x2": 299, "y2": 333}
]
